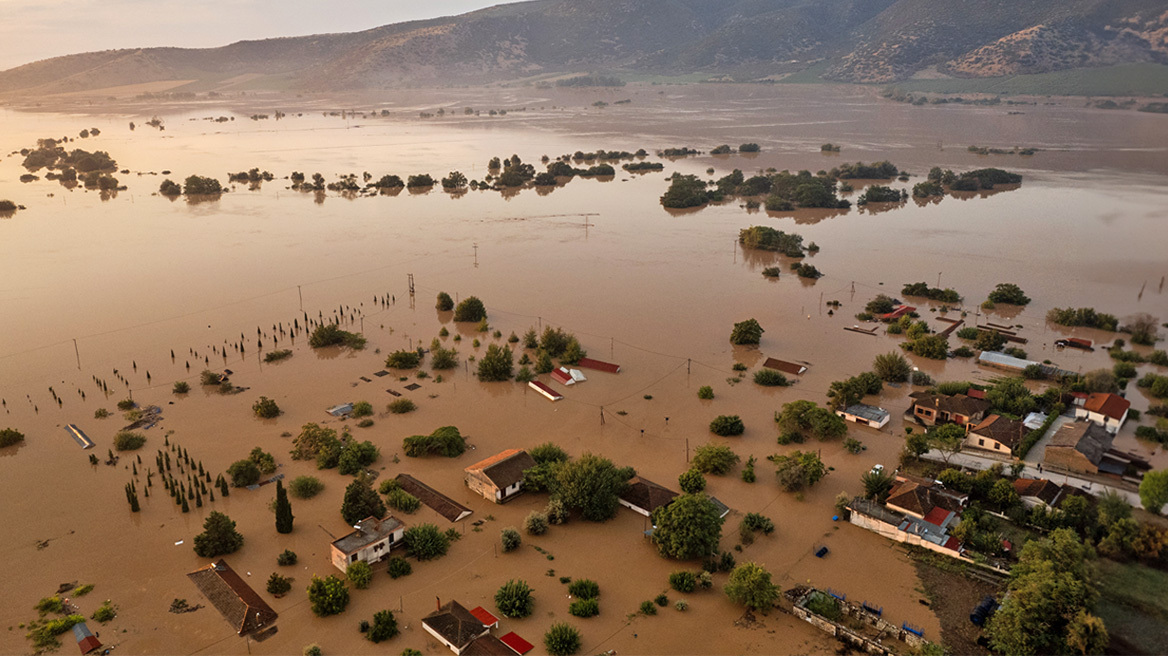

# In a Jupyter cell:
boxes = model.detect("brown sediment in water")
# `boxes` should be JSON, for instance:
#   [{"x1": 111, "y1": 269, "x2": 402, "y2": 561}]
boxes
[{"x1": 1, "y1": 83, "x2": 1166, "y2": 654}]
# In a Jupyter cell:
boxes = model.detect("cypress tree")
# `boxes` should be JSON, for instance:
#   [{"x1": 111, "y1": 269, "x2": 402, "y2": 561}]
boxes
[
  {"x1": 275, "y1": 479, "x2": 294, "y2": 534},
  {"x1": 181, "y1": 496, "x2": 190, "y2": 513},
  {"x1": 195, "y1": 487, "x2": 203, "y2": 508},
  {"x1": 208, "y1": 487, "x2": 214, "y2": 502},
  {"x1": 132, "y1": 462, "x2": 138, "y2": 476}
]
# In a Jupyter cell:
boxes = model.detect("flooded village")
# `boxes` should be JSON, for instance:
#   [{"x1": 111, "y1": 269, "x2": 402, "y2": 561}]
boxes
[{"x1": 1, "y1": 80, "x2": 1167, "y2": 656}]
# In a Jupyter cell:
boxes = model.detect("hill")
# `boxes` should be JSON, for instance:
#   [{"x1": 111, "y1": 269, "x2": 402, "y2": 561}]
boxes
[{"x1": 1, "y1": 0, "x2": 1166, "y2": 97}]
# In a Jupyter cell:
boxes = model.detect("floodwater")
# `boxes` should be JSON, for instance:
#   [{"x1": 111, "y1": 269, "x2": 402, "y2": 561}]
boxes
[{"x1": 0, "y1": 83, "x2": 1166, "y2": 654}]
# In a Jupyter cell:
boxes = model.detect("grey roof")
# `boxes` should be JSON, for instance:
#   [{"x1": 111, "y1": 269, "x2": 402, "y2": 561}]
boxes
[
  {"x1": 978, "y1": 351, "x2": 1038, "y2": 370},
  {"x1": 331, "y1": 515, "x2": 402, "y2": 554},
  {"x1": 1049, "y1": 421, "x2": 1114, "y2": 465},
  {"x1": 840, "y1": 404, "x2": 890, "y2": 423},
  {"x1": 708, "y1": 495, "x2": 731, "y2": 518},
  {"x1": 620, "y1": 477, "x2": 679, "y2": 513},
  {"x1": 423, "y1": 601, "x2": 487, "y2": 649}
]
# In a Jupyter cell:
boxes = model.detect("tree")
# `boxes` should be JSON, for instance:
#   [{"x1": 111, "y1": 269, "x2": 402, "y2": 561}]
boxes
[
  {"x1": 651, "y1": 493, "x2": 724, "y2": 559},
  {"x1": 904, "y1": 428, "x2": 929, "y2": 460},
  {"x1": 0, "y1": 428, "x2": 25, "y2": 448},
  {"x1": 775, "y1": 400, "x2": 847, "y2": 440},
  {"x1": 501, "y1": 527, "x2": 522, "y2": 552},
  {"x1": 524, "y1": 511, "x2": 549, "y2": 535},
  {"x1": 441, "y1": 171, "x2": 468, "y2": 190},
  {"x1": 267, "y1": 573, "x2": 292, "y2": 597},
  {"x1": 724, "y1": 562, "x2": 779, "y2": 611},
  {"x1": 1140, "y1": 470, "x2": 1168, "y2": 514},
  {"x1": 709, "y1": 415, "x2": 745, "y2": 436},
  {"x1": 289, "y1": 475, "x2": 324, "y2": 499},
  {"x1": 986, "y1": 377, "x2": 1036, "y2": 417},
  {"x1": 453, "y1": 296, "x2": 486, "y2": 322},
  {"x1": 553, "y1": 453, "x2": 632, "y2": 521},
  {"x1": 691, "y1": 444, "x2": 739, "y2": 475},
  {"x1": 495, "y1": 579, "x2": 534, "y2": 618},
  {"x1": 290, "y1": 423, "x2": 340, "y2": 461},
  {"x1": 543, "y1": 623, "x2": 582, "y2": 656},
  {"x1": 1097, "y1": 490, "x2": 1131, "y2": 529},
  {"x1": 678, "y1": 469, "x2": 706, "y2": 494},
  {"x1": 862, "y1": 469, "x2": 894, "y2": 502},
  {"x1": 253, "y1": 396, "x2": 280, "y2": 418},
  {"x1": 769, "y1": 451, "x2": 827, "y2": 492},
  {"x1": 989, "y1": 479, "x2": 1020, "y2": 510},
  {"x1": 904, "y1": 334, "x2": 949, "y2": 359},
  {"x1": 341, "y1": 480, "x2": 386, "y2": 525},
  {"x1": 435, "y1": 291, "x2": 454, "y2": 311},
  {"x1": 307, "y1": 575, "x2": 350, "y2": 616},
  {"x1": 403, "y1": 523, "x2": 450, "y2": 560},
  {"x1": 183, "y1": 175, "x2": 222, "y2": 195},
  {"x1": 347, "y1": 561, "x2": 373, "y2": 589},
  {"x1": 987, "y1": 283, "x2": 1031, "y2": 306},
  {"x1": 275, "y1": 479, "x2": 294, "y2": 533},
  {"x1": 402, "y1": 426, "x2": 466, "y2": 457},
  {"x1": 159, "y1": 179, "x2": 181, "y2": 196},
  {"x1": 926, "y1": 423, "x2": 965, "y2": 466},
  {"x1": 338, "y1": 440, "x2": 379, "y2": 475},
  {"x1": 729, "y1": 319, "x2": 764, "y2": 345},
  {"x1": 1124, "y1": 313, "x2": 1160, "y2": 346},
  {"x1": 193, "y1": 511, "x2": 244, "y2": 557},
  {"x1": 1065, "y1": 609, "x2": 1109, "y2": 656},
  {"x1": 873, "y1": 352, "x2": 912, "y2": 382},
  {"x1": 477, "y1": 344, "x2": 514, "y2": 381},
  {"x1": 367, "y1": 610, "x2": 399, "y2": 643}
]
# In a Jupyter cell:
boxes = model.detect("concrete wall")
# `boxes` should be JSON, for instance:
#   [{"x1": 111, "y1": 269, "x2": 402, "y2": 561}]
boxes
[
  {"x1": 849, "y1": 512, "x2": 961, "y2": 560},
  {"x1": 465, "y1": 470, "x2": 500, "y2": 503},
  {"x1": 789, "y1": 589, "x2": 929, "y2": 654}
]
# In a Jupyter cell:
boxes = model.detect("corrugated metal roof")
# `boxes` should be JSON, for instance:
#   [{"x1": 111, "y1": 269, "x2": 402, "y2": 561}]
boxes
[{"x1": 977, "y1": 351, "x2": 1037, "y2": 370}]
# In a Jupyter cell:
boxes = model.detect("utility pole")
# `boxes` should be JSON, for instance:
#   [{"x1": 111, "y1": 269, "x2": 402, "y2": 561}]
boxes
[
  {"x1": 298, "y1": 285, "x2": 303, "y2": 311},
  {"x1": 473, "y1": 243, "x2": 478, "y2": 268},
  {"x1": 73, "y1": 339, "x2": 81, "y2": 369},
  {"x1": 407, "y1": 273, "x2": 415, "y2": 298}
]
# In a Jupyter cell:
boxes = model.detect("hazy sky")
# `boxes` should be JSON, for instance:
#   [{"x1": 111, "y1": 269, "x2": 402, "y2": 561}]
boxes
[{"x1": 0, "y1": 0, "x2": 504, "y2": 70}]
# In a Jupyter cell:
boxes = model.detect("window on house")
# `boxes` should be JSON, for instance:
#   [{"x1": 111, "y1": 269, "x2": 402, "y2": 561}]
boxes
[
  {"x1": 350, "y1": 553, "x2": 357, "y2": 562},
  {"x1": 978, "y1": 439, "x2": 984, "y2": 446},
  {"x1": 993, "y1": 443, "x2": 1000, "y2": 450}
]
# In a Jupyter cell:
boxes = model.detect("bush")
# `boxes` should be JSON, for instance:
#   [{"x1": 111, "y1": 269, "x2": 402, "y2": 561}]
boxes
[
  {"x1": 403, "y1": 426, "x2": 466, "y2": 457},
  {"x1": 173, "y1": 381, "x2": 190, "y2": 394},
  {"x1": 267, "y1": 573, "x2": 292, "y2": 596},
  {"x1": 114, "y1": 431, "x2": 146, "y2": 451},
  {"x1": 435, "y1": 291, "x2": 454, "y2": 311},
  {"x1": 264, "y1": 349, "x2": 293, "y2": 362},
  {"x1": 669, "y1": 571, "x2": 697, "y2": 593},
  {"x1": 309, "y1": 324, "x2": 365, "y2": 349},
  {"x1": 525, "y1": 511, "x2": 549, "y2": 535},
  {"x1": 568, "y1": 579, "x2": 599, "y2": 599},
  {"x1": 501, "y1": 528, "x2": 522, "y2": 552},
  {"x1": 289, "y1": 476, "x2": 323, "y2": 499},
  {"x1": 384, "y1": 350, "x2": 421, "y2": 368},
  {"x1": 495, "y1": 579, "x2": 535, "y2": 618},
  {"x1": 477, "y1": 344, "x2": 514, "y2": 381},
  {"x1": 987, "y1": 283, "x2": 1031, "y2": 306},
  {"x1": 347, "y1": 561, "x2": 373, "y2": 589},
  {"x1": 403, "y1": 523, "x2": 450, "y2": 560},
  {"x1": 303, "y1": 645, "x2": 322, "y2": 656},
  {"x1": 277, "y1": 549, "x2": 298, "y2": 566},
  {"x1": 544, "y1": 622, "x2": 582, "y2": 656},
  {"x1": 709, "y1": 415, "x2": 745, "y2": 436},
  {"x1": 386, "y1": 489, "x2": 421, "y2": 513},
  {"x1": 692, "y1": 444, "x2": 740, "y2": 474},
  {"x1": 753, "y1": 369, "x2": 788, "y2": 386},
  {"x1": 91, "y1": 601, "x2": 116, "y2": 623},
  {"x1": 367, "y1": 609, "x2": 399, "y2": 643},
  {"x1": 698, "y1": 386, "x2": 714, "y2": 399},
  {"x1": 873, "y1": 352, "x2": 912, "y2": 382},
  {"x1": 640, "y1": 600, "x2": 657, "y2": 615},
  {"x1": 387, "y1": 398, "x2": 416, "y2": 414},
  {"x1": 307, "y1": 575, "x2": 350, "y2": 616},
  {"x1": 253, "y1": 396, "x2": 280, "y2": 418},
  {"x1": 387, "y1": 557, "x2": 412, "y2": 579},
  {"x1": 454, "y1": 296, "x2": 487, "y2": 322},
  {"x1": 678, "y1": 468, "x2": 706, "y2": 493},
  {"x1": 228, "y1": 459, "x2": 262, "y2": 487},
  {"x1": 568, "y1": 598, "x2": 598, "y2": 618},
  {"x1": 730, "y1": 319, "x2": 764, "y2": 345},
  {"x1": 0, "y1": 427, "x2": 25, "y2": 448}
]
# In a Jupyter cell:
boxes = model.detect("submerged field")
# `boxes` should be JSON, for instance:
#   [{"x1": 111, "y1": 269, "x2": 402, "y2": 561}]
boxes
[{"x1": 0, "y1": 83, "x2": 1166, "y2": 655}]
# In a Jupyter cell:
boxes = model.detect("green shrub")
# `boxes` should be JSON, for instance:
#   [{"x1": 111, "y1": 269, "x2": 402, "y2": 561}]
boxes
[
  {"x1": 253, "y1": 396, "x2": 280, "y2": 418},
  {"x1": 753, "y1": 369, "x2": 788, "y2": 386},
  {"x1": 640, "y1": 600, "x2": 657, "y2": 615},
  {"x1": 387, "y1": 557, "x2": 412, "y2": 579},
  {"x1": 367, "y1": 609, "x2": 399, "y2": 643},
  {"x1": 698, "y1": 386, "x2": 714, "y2": 399},
  {"x1": 307, "y1": 575, "x2": 350, "y2": 616},
  {"x1": 403, "y1": 426, "x2": 466, "y2": 457},
  {"x1": 495, "y1": 579, "x2": 534, "y2": 618},
  {"x1": 729, "y1": 319, "x2": 764, "y2": 345},
  {"x1": 543, "y1": 622, "x2": 582, "y2": 656},
  {"x1": 114, "y1": 431, "x2": 146, "y2": 451},
  {"x1": 454, "y1": 296, "x2": 487, "y2": 322},
  {"x1": 436, "y1": 292, "x2": 454, "y2": 311},
  {"x1": 347, "y1": 561, "x2": 373, "y2": 589},
  {"x1": 709, "y1": 415, "x2": 745, "y2": 436},
  {"x1": 385, "y1": 350, "x2": 421, "y2": 368},
  {"x1": 173, "y1": 381, "x2": 190, "y2": 394},
  {"x1": 669, "y1": 571, "x2": 696, "y2": 592},
  {"x1": 0, "y1": 428, "x2": 26, "y2": 448},
  {"x1": 350, "y1": 401, "x2": 373, "y2": 418},
  {"x1": 692, "y1": 444, "x2": 740, "y2": 474},
  {"x1": 264, "y1": 349, "x2": 293, "y2": 362},
  {"x1": 267, "y1": 573, "x2": 292, "y2": 596},
  {"x1": 568, "y1": 579, "x2": 599, "y2": 599},
  {"x1": 655, "y1": 593, "x2": 669, "y2": 606},
  {"x1": 501, "y1": 527, "x2": 522, "y2": 552},
  {"x1": 277, "y1": 549, "x2": 298, "y2": 566},
  {"x1": 525, "y1": 511, "x2": 549, "y2": 535},
  {"x1": 289, "y1": 476, "x2": 323, "y2": 499},
  {"x1": 91, "y1": 601, "x2": 116, "y2": 623},
  {"x1": 568, "y1": 598, "x2": 598, "y2": 618},
  {"x1": 403, "y1": 524, "x2": 450, "y2": 560},
  {"x1": 386, "y1": 489, "x2": 421, "y2": 513},
  {"x1": 309, "y1": 324, "x2": 365, "y2": 349},
  {"x1": 227, "y1": 459, "x2": 262, "y2": 486},
  {"x1": 116, "y1": 399, "x2": 136, "y2": 411}
]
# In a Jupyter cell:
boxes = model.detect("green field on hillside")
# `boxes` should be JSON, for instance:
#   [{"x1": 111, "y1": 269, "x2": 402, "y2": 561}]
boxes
[{"x1": 885, "y1": 64, "x2": 1168, "y2": 97}]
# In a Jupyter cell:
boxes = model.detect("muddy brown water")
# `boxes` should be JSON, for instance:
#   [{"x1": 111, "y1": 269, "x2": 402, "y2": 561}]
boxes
[{"x1": 0, "y1": 84, "x2": 1166, "y2": 654}]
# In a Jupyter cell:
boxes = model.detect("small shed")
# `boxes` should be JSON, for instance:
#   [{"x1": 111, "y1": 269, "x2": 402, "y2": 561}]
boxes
[
  {"x1": 763, "y1": 358, "x2": 808, "y2": 376},
  {"x1": 528, "y1": 380, "x2": 563, "y2": 402},
  {"x1": 577, "y1": 357, "x2": 621, "y2": 374},
  {"x1": 550, "y1": 367, "x2": 586, "y2": 386},
  {"x1": 499, "y1": 632, "x2": 535, "y2": 655},
  {"x1": 326, "y1": 403, "x2": 354, "y2": 417},
  {"x1": 72, "y1": 622, "x2": 101, "y2": 655}
]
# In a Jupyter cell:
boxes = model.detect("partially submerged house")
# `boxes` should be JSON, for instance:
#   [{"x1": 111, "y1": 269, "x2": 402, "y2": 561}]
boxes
[
  {"x1": 528, "y1": 380, "x2": 563, "y2": 402},
  {"x1": 835, "y1": 404, "x2": 890, "y2": 429},
  {"x1": 464, "y1": 449, "x2": 537, "y2": 503},
  {"x1": 1012, "y1": 478, "x2": 1064, "y2": 509},
  {"x1": 576, "y1": 357, "x2": 621, "y2": 374},
  {"x1": 884, "y1": 477, "x2": 967, "y2": 521},
  {"x1": 847, "y1": 496, "x2": 963, "y2": 558},
  {"x1": 619, "y1": 476, "x2": 679, "y2": 517},
  {"x1": 395, "y1": 474, "x2": 473, "y2": 522},
  {"x1": 72, "y1": 622, "x2": 101, "y2": 655},
  {"x1": 187, "y1": 559, "x2": 278, "y2": 637},
  {"x1": 423, "y1": 600, "x2": 490, "y2": 654},
  {"x1": 965, "y1": 414, "x2": 1026, "y2": 455},
  {"x1": 326, "y1": 403, "x2": 353, "y2": 417},
  {"x1": 908, "y1": 391, "x2": 990, "y2": 428},
  {"x1": 330, "y1": 515, "x2": 405, "y2": 572},
  {"x1": 549, "y1": 366, "x2": 586, "y2": 386},
  {"x1": 879, "y1": 305, "x2": 916, "y2": 321},
  {"x1": 1074, "y1": 393, "x2": 1130, "y2": 434},
  {"x1": 1043, "y1": 420, "x2": 1116, "y2": 475},
  {"x1": 763, "y1": 357, "x2": 808, "y2": 376}
]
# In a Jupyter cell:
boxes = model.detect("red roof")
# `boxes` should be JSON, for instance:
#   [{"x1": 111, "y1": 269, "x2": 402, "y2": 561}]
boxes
[
  {"x1": 922, "y1": 507, "x2": 951, "y2": 527},
  {"x1": 1083, "y1": 393, "x2": 1130, "y2": 420},
  {"x1": 500, "y1": 632, "x2": 535, "y2": 655},
  {"x1": 550, "y1": 368, "x2": 573, "y2": 385},
  {"x1": 943, "y1": 537, "x2": 961, "y2": 551},
  {"x1": 78, "y1": 636, "x2": 102, "y2": 655},
  {"x1": 966, "y1": 389, "x2": 987, "y2": 400},
  {"x1": 879, "y1": 305, "x2": 916, "y2": 320},
  {"x1": 1070, "y1": 392, "x2": 1089, "y2": 399},
  {"x1": 577, "y1": 357, "x2": 621, "y2": 374},
  {"x1": 469, "y1": 606, "x2": 499, "y2": 627},
  {"x1": 528, "y1": 380, "x2": 563, "y2": 401}
]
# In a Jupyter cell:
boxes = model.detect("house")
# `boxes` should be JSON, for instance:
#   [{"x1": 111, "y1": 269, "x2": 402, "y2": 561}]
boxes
[
  {"x1": 465, "y1": 635, "x2": 514, "y2": 656},
  {"x1": 326, "y1": 403, "x2": 353, "y2": 417},
  {"x1": 187, "y1": 559, "x2": 278, "y2": 637},
  {"x1": 72, "y1": 622, "x2": 101, "y2": 655},
  {"x1": 908, "y1": 391, "x2": 991, "y2": 427},
  {"x1": 847, "y1": 497, "x2": 963, "y2": 558},
  {"x1": 423, "y1": 600, "x2": 489, "y2": 654},
  {"x1": 576, "y1": 357, "x2": 621, "y2": 374},
  {"x1": 836, "y1": 404, "x2": 890, "y2": 429},
  {"x1": 763, "y1": 357, "x2": 808, "y2": 376},
  {"x1": 528, "y1": 380, "x2": 563, "y2": 402},
  {"x1": 396, "y1": 474, "x2": 473, "y2": 522},
  {"x1": 1043, "y1": 420, "x2": 1116, "y2": 475},
  {"x1": 464, "y1": 449, "x2": 537, "y2": 503},
  {"x1": 885, "y1": 477, "x2": 966, "y2": 521},
  {"x1": 330, "y1": 515, "x2": 405, "y2": 572},
  {"x1": 1012, "y1": 478, "x2": 1064, "y2": 509},
  {"x1": 879, "y1": 305, "x2": 916, "y2": 321},
  {"x1": 549, "y1": 367, "x2": 586, "y2": 386},
  {"x1": 1075, "y1": 393, "x2": 1130, "y2": 434},
  {"x1": 965, "y1": 414, "x2": 1026, "y2": 455},
  {"x1": 619, "y1": 476, "x2": 679, "y2": 517},
  {"x1": 708, "y1": 495, "x2": 732, "y2": 519}
]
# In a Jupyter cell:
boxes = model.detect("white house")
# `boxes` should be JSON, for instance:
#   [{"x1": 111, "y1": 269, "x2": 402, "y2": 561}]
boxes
[
  {"x1": 835, "y1": 404, "x2": 890, "y2": 429},
  {"x1": 1074, "y1": 393, "x2": 1130, "y2": 434},
  {"x1": 329, "y1": 515, "x2": 404, "y2": 572}
]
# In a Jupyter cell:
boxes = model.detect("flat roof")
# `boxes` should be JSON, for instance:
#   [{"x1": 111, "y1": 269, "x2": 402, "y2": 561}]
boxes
[
  {"x1": 839, "y1": 404, "x2": 889, "y2": 422},
  {"x1": 331, "y1": 515, "x2": 403, "y2": 554}
]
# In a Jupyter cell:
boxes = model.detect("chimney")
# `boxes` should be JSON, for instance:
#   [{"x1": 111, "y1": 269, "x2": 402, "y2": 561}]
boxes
[{"x1": 436, "y1": 596, "x2": 441, "y2": 612}]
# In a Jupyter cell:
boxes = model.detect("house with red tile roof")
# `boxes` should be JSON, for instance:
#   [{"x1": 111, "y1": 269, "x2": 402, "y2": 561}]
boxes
[{"x1": 1074, "y1": 393, "x2": 1130, "y2": 434}]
